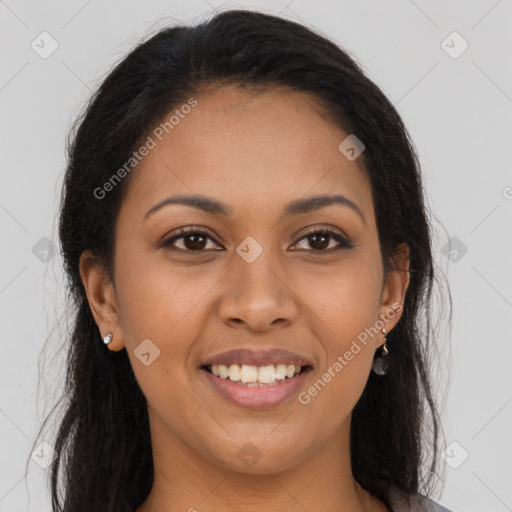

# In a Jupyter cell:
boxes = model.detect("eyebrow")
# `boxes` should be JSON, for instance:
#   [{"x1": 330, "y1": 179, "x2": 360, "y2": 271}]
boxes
[{"x1": 144, "y1": 193, "x2": 365, "y2": 225}]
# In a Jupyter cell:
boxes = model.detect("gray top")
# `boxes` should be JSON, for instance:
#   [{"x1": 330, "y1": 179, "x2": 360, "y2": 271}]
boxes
[{"x1": 385, "y1": 484, "x2": 453, "y2": 512}]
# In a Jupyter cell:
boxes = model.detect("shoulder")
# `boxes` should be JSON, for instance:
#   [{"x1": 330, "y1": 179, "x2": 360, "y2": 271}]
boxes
[{"x1": 385, "y1": 484, "x2": 453, "y2": 512}]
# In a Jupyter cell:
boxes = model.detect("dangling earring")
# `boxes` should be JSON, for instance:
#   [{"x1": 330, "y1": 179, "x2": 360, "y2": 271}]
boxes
[
  {"x1": 103, "y1": 333, "x2": 113, "y2": 345},
  {"x1": 372, "y1": 327, "x2": 389, "y2": 375}
]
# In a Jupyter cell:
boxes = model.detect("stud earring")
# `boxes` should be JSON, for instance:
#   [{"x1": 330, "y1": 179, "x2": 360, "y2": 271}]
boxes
[
  {"x1": 103, "y1": 333, "x2": 113, "y2": 345},
  {"x1": 371, "y1": 327, "x2": 389, "y2": 375}
]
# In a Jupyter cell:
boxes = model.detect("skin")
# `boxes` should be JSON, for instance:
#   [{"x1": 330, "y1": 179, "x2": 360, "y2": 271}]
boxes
[{"x1": 80, "y1": 84, "x2": 410, "y2": 512}]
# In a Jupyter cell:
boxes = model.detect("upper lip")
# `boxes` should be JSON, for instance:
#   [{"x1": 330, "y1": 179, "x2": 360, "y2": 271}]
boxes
[{"x1": 201, "y1": 348, "x2": 314, "y2": 368}]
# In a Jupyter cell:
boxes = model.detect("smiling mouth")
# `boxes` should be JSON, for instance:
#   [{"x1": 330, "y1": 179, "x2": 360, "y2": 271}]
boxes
[{"x1": 200, "y1": 363, "x2": 314, "y2": 387}]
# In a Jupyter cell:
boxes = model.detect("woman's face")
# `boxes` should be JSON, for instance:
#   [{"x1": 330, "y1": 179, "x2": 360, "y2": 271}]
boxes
[{"x1": 82, "y1": 85, "x2": 409, "y2": 475}]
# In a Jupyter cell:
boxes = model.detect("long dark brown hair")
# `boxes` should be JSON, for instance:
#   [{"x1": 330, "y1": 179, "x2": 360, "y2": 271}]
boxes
[{"x1": 29, "y1": 9, "x2": 451, "y2": 511}]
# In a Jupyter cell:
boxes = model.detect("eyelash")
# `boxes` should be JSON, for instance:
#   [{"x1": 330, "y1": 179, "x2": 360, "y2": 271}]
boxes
[{"x1": 160, "y1": 226, "x2": 354, "y2": 254}]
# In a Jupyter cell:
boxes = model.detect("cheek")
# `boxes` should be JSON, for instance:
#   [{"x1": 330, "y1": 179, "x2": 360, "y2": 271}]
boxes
[
  {"x1": 114, "y1": 252, "x2": 214, "y2": 426},
  {"x1": 294, "y1": 249, "x2": 383, "y2": 341},
  {"x1": 113, "y1": 247, "x2": 219, "y2": 397},
  {"x1": 114, "y1": 244, "x2": 216, "y2": 341},
  {"x1": 295, "y1": 292, "x2": 378, "y2": 439},
  {"x1": 292, "y1": 254, "x2": 382, "y2": 411}
]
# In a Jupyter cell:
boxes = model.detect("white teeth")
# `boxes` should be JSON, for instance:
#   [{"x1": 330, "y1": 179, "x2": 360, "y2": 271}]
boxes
[
  {"x1": 257, "y1": 365, "x2": 275, "y2": 384},
  {"x1": 240, "y1": 364, "x2": 258, "y2": 383},
  {"x1": 275, "y1": 364, "x2": 287, "y2": 380},
  {"x1": 209, "y1": 363, "x2": 304, "y2": 384},
  {"x1": 228, "y1": 364, "x2": 241, "y2": 381}
]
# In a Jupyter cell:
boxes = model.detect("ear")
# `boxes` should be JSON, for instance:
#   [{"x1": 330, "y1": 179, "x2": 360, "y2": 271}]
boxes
[
  {"x1": 378, "y1": 242, "x2": 410, "y2": 333},
  {"x1": 79, "y1": 249, "x2": 125, "y2": 351}
]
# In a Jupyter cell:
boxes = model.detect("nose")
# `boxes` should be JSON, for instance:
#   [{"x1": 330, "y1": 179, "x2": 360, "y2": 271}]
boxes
[{"x1": 218, "y1": 254, "x2": 299, "y2": 332}]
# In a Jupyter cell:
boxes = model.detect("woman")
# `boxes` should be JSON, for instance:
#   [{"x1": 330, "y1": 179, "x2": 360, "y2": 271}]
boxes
[{"x1": 35, "y1": 9, "x2": 453, "y2": 512}]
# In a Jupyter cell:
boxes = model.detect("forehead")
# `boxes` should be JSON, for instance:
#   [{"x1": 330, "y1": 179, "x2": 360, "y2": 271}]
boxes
[{"x1": 121, "y1": 85, "x2": 374, "y2": 223}]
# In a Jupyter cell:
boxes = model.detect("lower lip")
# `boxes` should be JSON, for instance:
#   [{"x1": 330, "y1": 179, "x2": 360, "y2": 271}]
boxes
[{"x1": 200, "y1": 367, "x2": 313, "y2": 409}]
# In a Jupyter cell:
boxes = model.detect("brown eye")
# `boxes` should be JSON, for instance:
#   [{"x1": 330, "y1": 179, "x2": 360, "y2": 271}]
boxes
[
  {"x1": 293, "y1": 227, "x2": 353, "y2": 252},
  {"x1": 160, "y1": 228, "x2": 222, "y2": 252}
]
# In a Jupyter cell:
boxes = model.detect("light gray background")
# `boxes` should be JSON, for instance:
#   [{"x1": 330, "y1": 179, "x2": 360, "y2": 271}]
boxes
[{"x1": 1, "y1": 1, "x2": 511, "y2": 511}]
